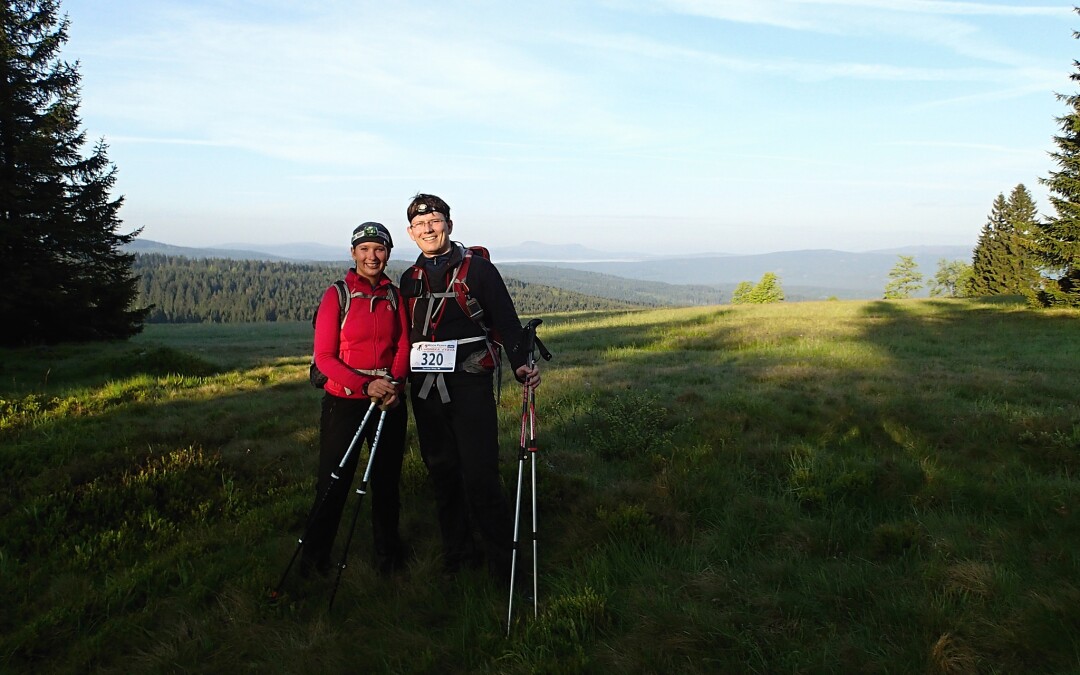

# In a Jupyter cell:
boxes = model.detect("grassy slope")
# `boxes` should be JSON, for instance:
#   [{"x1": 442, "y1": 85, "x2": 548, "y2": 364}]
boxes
[{"x1": 1, "y1": 299, "x2": 1078, "y2": 673}]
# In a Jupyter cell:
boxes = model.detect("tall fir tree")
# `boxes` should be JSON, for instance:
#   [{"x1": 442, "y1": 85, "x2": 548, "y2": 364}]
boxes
[
  {"x1": 1029, "y1": 15, "x2": 1080, "y2": 307},
  {"x1": 969, "y1": 186, "x2": 1040, "y2": 298},
  {"x1": 1002, "y1": 184, "x2": 1042, "y2": 299},
  {"x1": 969, "y1": 194, "x2": 1008, "y2": 295},
  {"x1": 0, "y1": 0, "x2": 147, "y2": 344}
]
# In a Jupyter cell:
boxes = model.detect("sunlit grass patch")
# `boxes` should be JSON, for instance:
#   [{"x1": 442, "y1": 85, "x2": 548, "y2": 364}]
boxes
[{"x1": 581, "y1": 390, "x2": 689, "y2": 461}]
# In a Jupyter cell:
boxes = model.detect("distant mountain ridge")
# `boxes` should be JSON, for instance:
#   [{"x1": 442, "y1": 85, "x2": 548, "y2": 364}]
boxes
[
  {"x1": 528, "y1": 247, "x2": 975, "y2": 290},
  {"x1": 135, "y1": 239, "x2": 723, "y2": 263},
  {"x1": 125, "y1": 239, "x2": 975, "y2": 302},
  {"x1": 126, "y1": 239, "x2": 301, "y2": 262}
]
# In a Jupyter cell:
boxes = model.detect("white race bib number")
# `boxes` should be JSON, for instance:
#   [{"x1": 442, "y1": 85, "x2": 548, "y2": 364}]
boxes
[{"x1": 411, "y1": 341, "x2": 458, "y2": 372}]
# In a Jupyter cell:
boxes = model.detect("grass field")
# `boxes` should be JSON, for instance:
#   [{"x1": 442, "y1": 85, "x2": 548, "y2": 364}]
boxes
[{"x1": 1, "y1": 297, "x2": 1079, "y2": 673}]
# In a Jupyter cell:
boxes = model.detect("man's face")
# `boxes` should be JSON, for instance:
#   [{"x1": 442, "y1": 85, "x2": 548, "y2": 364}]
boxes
[{"x1": 407, "y1": 213, "x2": 452, "y2": 256}]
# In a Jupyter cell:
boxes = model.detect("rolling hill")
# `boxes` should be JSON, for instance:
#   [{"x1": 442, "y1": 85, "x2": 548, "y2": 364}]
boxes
[{"x1": 125, "y1": 239, "x2": 975, "y2": 303}]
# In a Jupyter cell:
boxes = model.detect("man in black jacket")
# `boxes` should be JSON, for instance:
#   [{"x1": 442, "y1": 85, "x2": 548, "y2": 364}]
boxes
[{"x1": 400, "y1": 193, "x2": 541, "y2": 582}]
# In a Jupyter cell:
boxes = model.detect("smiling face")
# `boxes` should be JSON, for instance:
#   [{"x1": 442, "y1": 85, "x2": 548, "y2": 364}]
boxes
[
  {"x1": 351, "y1": 241, "x2": 389, "y2": 284},
  {"x1": 407, "y1": 213, "x2": 453, "y2": 257}
]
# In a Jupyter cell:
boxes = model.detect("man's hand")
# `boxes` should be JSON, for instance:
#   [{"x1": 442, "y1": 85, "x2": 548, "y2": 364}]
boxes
[{"x1": 515, "y1": 364, "x2": 541, "y2": 389}]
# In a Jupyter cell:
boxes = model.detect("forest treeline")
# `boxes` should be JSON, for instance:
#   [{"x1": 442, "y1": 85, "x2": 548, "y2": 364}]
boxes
[{"x1": 133, "y1": 254, "x2": 639, "y2": 324}]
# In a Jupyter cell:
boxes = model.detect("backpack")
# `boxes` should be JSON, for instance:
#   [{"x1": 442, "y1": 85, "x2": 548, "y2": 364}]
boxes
[{"x1": 309, "y1": 279, "x2": 399, "y2": 389}]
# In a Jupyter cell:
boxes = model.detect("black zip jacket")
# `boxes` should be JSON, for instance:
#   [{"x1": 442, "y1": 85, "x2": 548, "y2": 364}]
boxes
[{"x1": 400, "y1": 243, "x2": 529, "y2": 372}]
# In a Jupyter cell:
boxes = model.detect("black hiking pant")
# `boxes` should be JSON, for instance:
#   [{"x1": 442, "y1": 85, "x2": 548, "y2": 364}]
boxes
[
  {"x1": 409, "y1": 371, "x2": 513, "y2": 580},
  {"x1": 302, "y1": 393, "x2": 407, "y2": 570}
]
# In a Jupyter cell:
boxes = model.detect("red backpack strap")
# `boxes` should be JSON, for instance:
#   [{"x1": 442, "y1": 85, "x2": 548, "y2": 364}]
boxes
[{"x1": 451, "y1": 249, "x2": 477, "y2": 320}]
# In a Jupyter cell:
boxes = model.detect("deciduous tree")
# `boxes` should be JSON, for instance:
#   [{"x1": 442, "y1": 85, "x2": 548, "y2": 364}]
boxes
[{"x1": 930, "y1": 259, "x2": 973, "y2": 298}]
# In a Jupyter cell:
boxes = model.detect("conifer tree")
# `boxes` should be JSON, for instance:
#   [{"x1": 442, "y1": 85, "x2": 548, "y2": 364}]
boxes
[
  {"x1": 1029, "y1": 15, "x2": 1080, "y2": 307},
  {"x1": 883, "y1": 255, "x2": 923, "y2": 299},
  {"x1": 747, "y1": 272, "x2": 784, "y2": 304},
  {"x1": 731, "y1": 281, "x2": 754, "y2": 304},
  {"x1": 1002, "y1": 184, "x2": 1042, "y2": 299},
  {"x1": 0, "y1": 0, "x2": 147, "y2": 344},
  {"x1": 970, "y1": 193, "x2": 1011, "y2": 295},
  {"x1": 968, "y1": 218, "x2": 995, "y2": 296},
  {"x1": 968, "y1": 186, "x2": 1041, "y2": 298}
]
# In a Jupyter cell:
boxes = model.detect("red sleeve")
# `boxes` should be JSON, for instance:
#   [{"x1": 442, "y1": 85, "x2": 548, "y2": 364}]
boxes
[
  {"x1": 313, "y1": 285, "x2": 369, "y2": 393},
  {"x1": 390, "y1": 288, "x2": 411, "y2": 382}
]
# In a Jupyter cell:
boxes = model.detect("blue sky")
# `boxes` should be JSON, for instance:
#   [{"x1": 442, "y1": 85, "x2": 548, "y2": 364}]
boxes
[{"x1": 61, "y1": 0, "x2": 1076, "y2": 256}]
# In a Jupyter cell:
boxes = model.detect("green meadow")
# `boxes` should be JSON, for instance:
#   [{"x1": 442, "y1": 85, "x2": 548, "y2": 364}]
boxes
[{"x1": 2, "y1": 298, "x2": 1078, "y2": 674}]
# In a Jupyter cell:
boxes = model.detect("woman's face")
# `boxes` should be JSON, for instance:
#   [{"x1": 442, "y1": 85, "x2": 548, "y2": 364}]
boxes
[{"x1": 351, "y1": 242, "x2": 389, "y2": 283}]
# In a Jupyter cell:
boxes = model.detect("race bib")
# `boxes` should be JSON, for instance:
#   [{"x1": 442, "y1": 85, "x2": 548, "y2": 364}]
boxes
[{"x1": 411, "y1": 340, "x2": 458, "y2": 372}]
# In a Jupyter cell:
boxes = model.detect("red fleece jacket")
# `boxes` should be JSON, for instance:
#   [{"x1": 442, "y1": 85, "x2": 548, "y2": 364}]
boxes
[{"x1": 313, "y1": 269, "x2": 410, "y2": 398}]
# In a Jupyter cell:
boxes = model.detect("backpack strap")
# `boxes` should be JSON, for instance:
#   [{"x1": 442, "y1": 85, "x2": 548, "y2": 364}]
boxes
[
  {"x1": 334, "y1": 280, "x2": 397, "y2": 396},
  {"x1": 346, "y1": 283, "x2": 398, "y2": 317},
  {"x1": 332, "y1": 279, "x2": 349, "y2": 328},
  {"x1": 453, "y1": 248, "x2": 503, "y2": 395}
]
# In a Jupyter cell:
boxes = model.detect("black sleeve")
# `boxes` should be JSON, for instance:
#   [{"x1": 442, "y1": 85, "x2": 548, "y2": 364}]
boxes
[{"x1": 471, "y1": 257, "x2": 528, "y2": 370}]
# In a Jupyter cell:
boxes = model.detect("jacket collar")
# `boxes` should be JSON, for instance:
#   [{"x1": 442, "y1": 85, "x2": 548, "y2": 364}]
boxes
[
  {"x1": 345, "y1": 267, "x2": 392, "y2": 292},
  {"x1": 414, "y1": 242, "x2": 464, "y2": 274}
]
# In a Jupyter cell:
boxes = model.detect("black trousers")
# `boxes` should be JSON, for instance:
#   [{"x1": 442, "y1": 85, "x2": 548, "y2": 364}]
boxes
[
  {"x1": 302, "y1": 394, "x2": 407, "y2": 567},
  {"x1": 409, "y1": 372, "x2": 513, "y2": 578}
]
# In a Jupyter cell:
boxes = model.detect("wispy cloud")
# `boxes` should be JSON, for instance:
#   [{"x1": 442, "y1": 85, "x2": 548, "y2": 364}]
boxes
[
  {"x1": 615, "y1": 0, "x2": 1070, "y2": 66},
  {"x1": 646, "y1": 0, "x2": 1069, "y2": 22},
  {"x1": 75, "y1": 4, "x2": 659, "y2": 164},
  {"x1": 564, "y1": 30, "x2": 1057, "y2": 86},
  {"x1": 790, "y1": 0, "x2": 1069, "y2": 17}
]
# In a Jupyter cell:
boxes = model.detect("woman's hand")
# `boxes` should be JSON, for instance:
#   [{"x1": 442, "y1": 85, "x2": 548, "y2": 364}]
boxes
[{"x1": 366, "y1": 377, "x2": 399, "y2": 405}]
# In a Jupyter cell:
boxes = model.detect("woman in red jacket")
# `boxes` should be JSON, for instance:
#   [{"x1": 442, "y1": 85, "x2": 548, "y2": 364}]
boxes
[{"x1": 302, "y1": 222, "x2": 411, "y2": 577}]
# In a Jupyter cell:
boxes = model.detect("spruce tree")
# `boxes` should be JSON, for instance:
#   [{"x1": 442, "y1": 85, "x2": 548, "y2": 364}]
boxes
[
  {"x1": 970, "y1": 193, "x2": 1011, "y2": 295},
  {"x1": 1002, "y1": 184, "x2": 1042, "y2": 299},
  {"x1": 731, "y1": 281, "x2": 754, "y2": 305},
  {"x1": 1029, "y1": 16, "x2": 1080, "y2": 306},
  {"x1": 747, "y1": 272, "x2": 784, "y2": 304},
  {"x1": 968, "y1": 218, "x2": 995, "y2": 296},
  {"x1": 0, "y1": 0, "x2": 147, "y2": 344}
]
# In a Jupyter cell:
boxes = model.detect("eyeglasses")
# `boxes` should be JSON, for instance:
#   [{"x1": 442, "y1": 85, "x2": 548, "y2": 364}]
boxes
[{"x1": 409, "y1": 216, "x2": 446, "y2": 230}]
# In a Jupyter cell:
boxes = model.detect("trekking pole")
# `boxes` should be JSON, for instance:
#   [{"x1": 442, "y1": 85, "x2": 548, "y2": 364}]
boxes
[
  {"x1": 270, "y1": 399, "x2": 379, "y2": 601},
  {"x1": 328, "y1": 384, "x2": 397, "y2": 611},
  {"x1": 507, "y1": 319, "x2": 552, "y2": 636}
]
